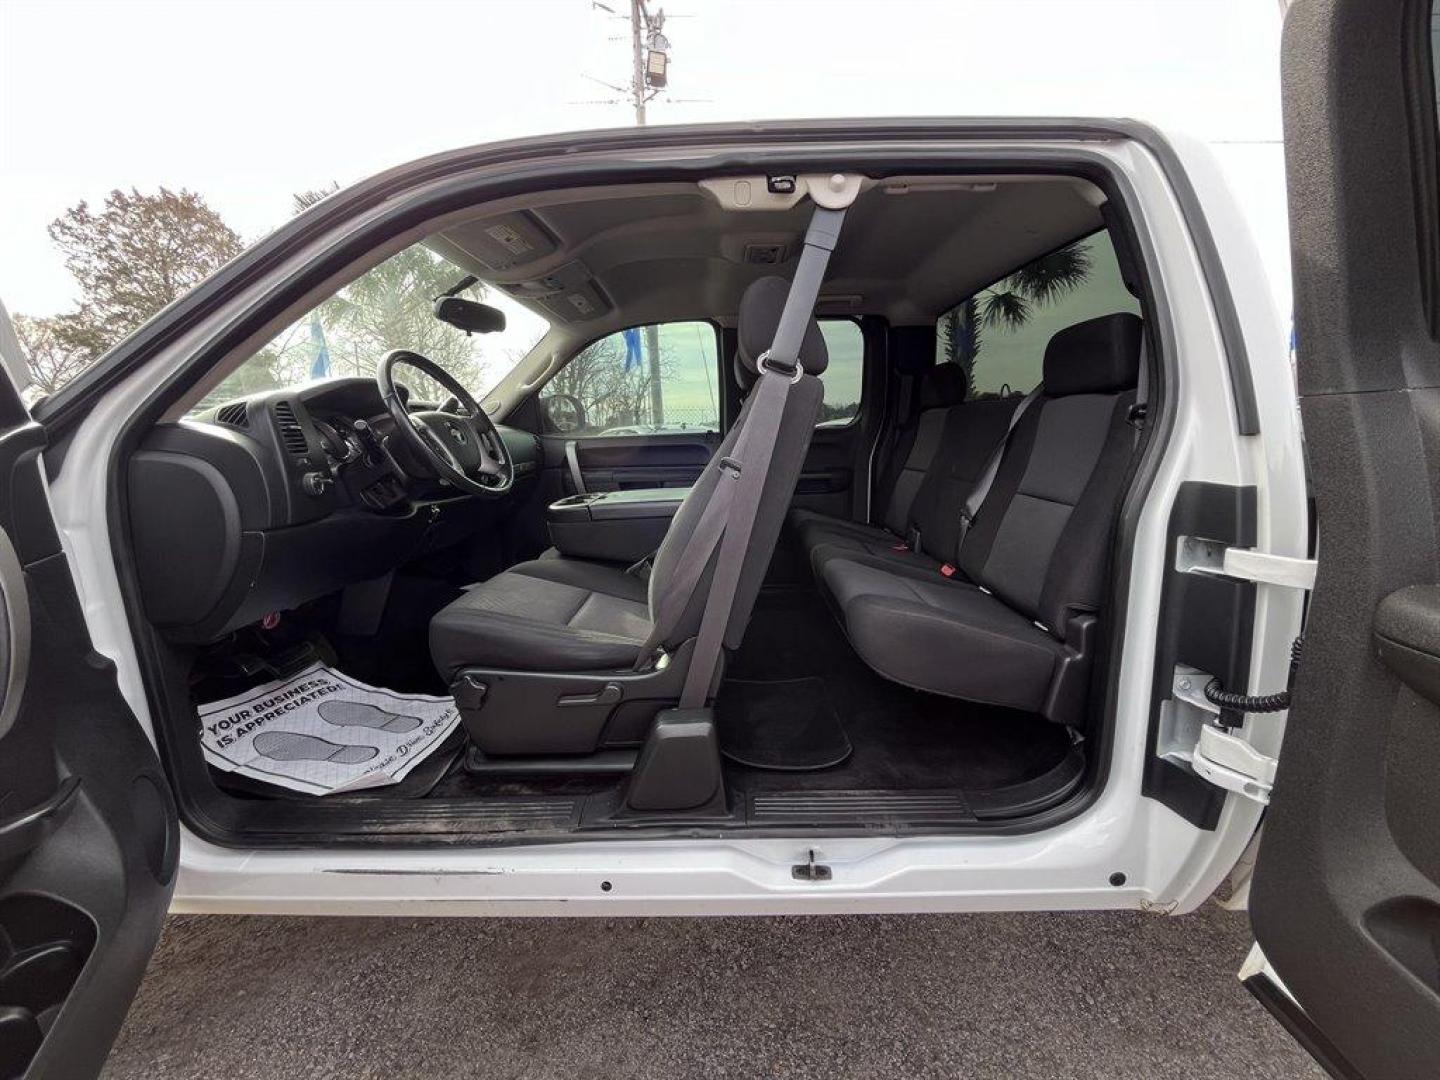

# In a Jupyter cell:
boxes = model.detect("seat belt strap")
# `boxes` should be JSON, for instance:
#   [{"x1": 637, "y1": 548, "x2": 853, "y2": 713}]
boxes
[
  {"x1": 957, "y1": 386, "x2": 1042, "y2": 545},
  {"x1": 676, "y1": 206, "x2": 846, "y2": 708},
  {"x1": 633, "y1": 423, "x2": 754, "y2": 665}
]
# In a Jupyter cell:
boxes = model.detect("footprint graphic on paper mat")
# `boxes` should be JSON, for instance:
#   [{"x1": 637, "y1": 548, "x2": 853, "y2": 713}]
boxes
[
  {"x1": 254, "y1": 730, "x2": 378, "y2": 764},
  {"x1": 318, "y1": 700, "x2": 423, "y2": 734}
]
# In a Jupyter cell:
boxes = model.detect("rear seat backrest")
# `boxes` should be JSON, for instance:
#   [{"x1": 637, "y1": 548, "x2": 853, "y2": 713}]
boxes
[
  {"x1": 878, "y1": 363, "x2": 966, "y2": 535},
  {"x1": 909, "y1": 396, "x2": 1021, "y2": 564},
  {"x1": 957, "y1": 312, "x2": 1143, "y2": 634}
]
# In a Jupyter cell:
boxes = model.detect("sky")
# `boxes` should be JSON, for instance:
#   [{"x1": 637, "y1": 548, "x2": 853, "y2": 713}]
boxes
[{"x1": 1, "y1": 0, "x2": 1284, "y2": 319}]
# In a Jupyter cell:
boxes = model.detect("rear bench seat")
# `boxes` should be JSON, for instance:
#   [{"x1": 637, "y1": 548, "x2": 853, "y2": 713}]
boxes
[
  {"x1": 792, "y1": 362, "x2": 1019, "y2": 581},
  {"x1": 809, "y1": 312, "x2": 1142, "y2": 728}
]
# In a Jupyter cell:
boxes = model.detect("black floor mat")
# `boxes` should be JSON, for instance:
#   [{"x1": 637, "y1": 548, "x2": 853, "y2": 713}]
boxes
[
  {"x1": 722, "y1": 586, "x2": 1074, "y2": 793},
  {"x1": 717, "y1": 677, "x2": 852, "y2": 770}
]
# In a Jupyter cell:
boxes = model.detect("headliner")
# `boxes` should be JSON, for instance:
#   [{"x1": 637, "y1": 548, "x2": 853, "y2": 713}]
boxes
[{"x1": 429, "y1": 174, "x2": 1107, "y2": 336}]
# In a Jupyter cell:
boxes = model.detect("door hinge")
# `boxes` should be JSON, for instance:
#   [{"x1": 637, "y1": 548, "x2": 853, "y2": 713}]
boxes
[
  {"x1": 1160, "y1": 666, "x2": 1279, "y2": 805},
  {"x1": 1176, "y1": 537, "x2": 1317, "y2": 591}
]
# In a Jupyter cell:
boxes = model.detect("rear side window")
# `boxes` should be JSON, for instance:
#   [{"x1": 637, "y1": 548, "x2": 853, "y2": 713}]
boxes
[
  {"x1": 540, "y1": 321, "x2": 720, "y2": 437},
  {"x1": 936, "y1": 231, "x2": 1140, "y2": 399},
  {"x1": 816, "y1": 319, "x2": 864, "y2": 427}
]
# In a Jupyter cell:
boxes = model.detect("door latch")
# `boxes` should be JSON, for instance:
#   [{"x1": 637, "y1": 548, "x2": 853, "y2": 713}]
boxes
[{"x1": 792, "y1": 849, "x2": 832, "y2": 882}]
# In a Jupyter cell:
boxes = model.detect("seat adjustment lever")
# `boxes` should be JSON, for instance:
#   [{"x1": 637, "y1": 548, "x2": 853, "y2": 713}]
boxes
[{"x1": 557, "y1": 682, "x2": 622, "y2": 708}]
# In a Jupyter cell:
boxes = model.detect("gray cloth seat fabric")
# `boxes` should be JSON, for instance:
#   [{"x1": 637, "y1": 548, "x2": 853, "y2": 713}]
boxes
[
  {"x1": 429, "y1": 274, "x2": 827, "y2": 683},
  {"x1": 430, "y1": 557, "x2": 652, "y2": 677},
  {"x1": 823, "y1": 559, "x2": 1061, "y2": 708},
  {"x1": 806, "y1": 395, "x2": 1020, "y2": 581},
  {"x1": 822, "y1": 312, "x2": 1143, "y2": 722},
  {"x1": 789, "y1": 362, "x2": 969, "y2": 562}
]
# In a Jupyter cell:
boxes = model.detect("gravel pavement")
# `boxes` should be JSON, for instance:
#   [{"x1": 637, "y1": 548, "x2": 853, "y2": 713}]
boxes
[{"x1": 101, "y1": 904, "x2": 1324, "y2": 1079}]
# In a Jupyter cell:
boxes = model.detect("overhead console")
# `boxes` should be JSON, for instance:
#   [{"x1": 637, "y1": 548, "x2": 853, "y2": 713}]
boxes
[{"x1": 500, "y1": 259, "x2": 613, "y2": 324}]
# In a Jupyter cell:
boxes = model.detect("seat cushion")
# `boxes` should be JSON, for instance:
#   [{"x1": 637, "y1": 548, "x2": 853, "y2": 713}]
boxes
[
  {"x1": 430, "y1": 557, "x2": 652, "y2": 678},
  {"x1": 789, "y1": 508, "x2": 889, "y2": 548},
  {"x1": 822, "y1": 557, "x2": 1062, "y2": 711}
]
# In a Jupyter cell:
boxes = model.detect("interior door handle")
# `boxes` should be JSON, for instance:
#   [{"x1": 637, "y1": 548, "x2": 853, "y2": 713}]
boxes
[
  {"x1": 1373, "y1": 584, "x2": 1440, "y2": 703},
  {"x1": 0, "y1": 776, "x2": 81, "y2": 862}
]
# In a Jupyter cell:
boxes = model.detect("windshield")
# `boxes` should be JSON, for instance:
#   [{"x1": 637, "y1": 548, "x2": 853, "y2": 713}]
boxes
[{"x1": 193, "y1": 243, "x2": 549, "y2": 413}]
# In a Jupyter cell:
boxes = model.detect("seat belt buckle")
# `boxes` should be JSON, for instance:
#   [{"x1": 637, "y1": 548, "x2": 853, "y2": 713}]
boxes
[
  {"x1": 940, "y1": 563, "x2": 957, "y2": 578},
  {"x1": 906, "y1": 525, "x2": 921, "y2": 552},
  {"x1": 718, "y1": 456, "x2": 743, "y2": 478}
]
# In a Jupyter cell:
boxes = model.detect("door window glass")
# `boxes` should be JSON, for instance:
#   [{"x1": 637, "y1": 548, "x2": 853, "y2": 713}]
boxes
[
  {"x1": 935, "y1": 231, "x2": 1140, "y2": 399},
  {"x1": 540, "y1": 321, "x2": 720, "y2": 437},
  {"x1": 817, "y1": 319, "x2": 864, "y2": 427}
]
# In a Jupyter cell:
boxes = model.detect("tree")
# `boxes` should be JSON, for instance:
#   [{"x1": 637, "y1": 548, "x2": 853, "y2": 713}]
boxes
[
  {"x1": 12, "y1": 314, "x2": 91, "y2": 397},
  {"x1": 46, "y1": 187, "x2": 244, "y2": 359},
  {"x1": 297, "y1": 185, "x2": 498, "y2": 400},
  {"x1": 545, "y1": 331, "x2": 677, "y2": 432},
  {"x1": 939, "y1": 240, "x2": 1094, "y2": 394}
]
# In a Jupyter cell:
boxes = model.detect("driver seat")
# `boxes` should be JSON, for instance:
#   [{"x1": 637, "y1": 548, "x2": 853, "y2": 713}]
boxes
[{"x1": 428, "y1": 276, "x2": 828, "y2": 755}]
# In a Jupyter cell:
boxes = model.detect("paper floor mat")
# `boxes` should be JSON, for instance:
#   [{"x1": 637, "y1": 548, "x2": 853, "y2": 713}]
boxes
[{"x1": 198, "y1": 662, "x2": 461, "y2": 796}]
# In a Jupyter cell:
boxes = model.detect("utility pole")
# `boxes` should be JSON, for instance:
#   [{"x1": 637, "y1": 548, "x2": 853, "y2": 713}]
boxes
[
  {"x1": 631, "y1": 0, "x2": 664, "y2": 424},
  {"x1": 630, "y1": 0, "x2": 649, "y2": 127},
  {"x1": 587, "y1": 0, "x2": 675, "y2": 425}
]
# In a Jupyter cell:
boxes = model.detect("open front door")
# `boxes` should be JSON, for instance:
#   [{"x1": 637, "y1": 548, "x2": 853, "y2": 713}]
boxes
[
  {"x1": 0, "y1": 311, "x2": 177, "y2": 1078},
  {"x1": 1250, "y1": 0, "x2": 1440, "y2": 1075}
]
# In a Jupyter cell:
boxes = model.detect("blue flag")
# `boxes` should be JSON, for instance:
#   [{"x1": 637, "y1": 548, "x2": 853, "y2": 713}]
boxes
[
  {"x1": 622, "y1": 327, "x2": 644, "y2": 373},
  {"x1": 310, "y1": 315, "x2": 331, "y2": 379}
]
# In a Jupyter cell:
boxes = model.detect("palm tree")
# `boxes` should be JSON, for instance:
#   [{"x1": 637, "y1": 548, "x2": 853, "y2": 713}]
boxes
[{"x1": 940, "y1": 240, "x2": 1094, "y2": 394}]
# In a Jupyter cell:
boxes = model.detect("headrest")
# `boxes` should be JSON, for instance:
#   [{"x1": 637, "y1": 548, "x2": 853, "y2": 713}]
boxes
[
  {"x1": 1043, "y1": 312, "x2": 1143, "y2": 396},
  {"x1": 737, "y1": 276, "x2": 829, "y2": 377},
  {"x1": 919, "y1": 362, "x2": 967, "y2": 409}
]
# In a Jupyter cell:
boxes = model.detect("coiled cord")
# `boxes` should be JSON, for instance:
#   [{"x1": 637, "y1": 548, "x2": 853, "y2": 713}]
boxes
[{"x1": 1203, "y1": 635, "x2": 1305, "y2": 719}]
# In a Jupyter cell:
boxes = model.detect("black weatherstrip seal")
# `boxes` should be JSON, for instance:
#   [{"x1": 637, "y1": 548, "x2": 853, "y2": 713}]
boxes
[{"x1": 1242, "y1": 973, "x2": 1364, "y2": 1080}]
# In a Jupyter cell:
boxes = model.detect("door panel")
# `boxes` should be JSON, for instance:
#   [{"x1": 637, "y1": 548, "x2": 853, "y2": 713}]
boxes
[
  {"x1": 1251, "y1": 0, "x2": 1440, "y2": 1074},
  {"x1": 789, "y1": 318, "x2": 881, "y2": 520},
  {"x1": 0, "y1": 358, "x2": 177, "y2": 1077},
  {"x1": 790, "y1": 426, "x2": 855, "y2": 516},
  {"x1": 555, "y1": 432, "x2": 719, "y2": 493}
]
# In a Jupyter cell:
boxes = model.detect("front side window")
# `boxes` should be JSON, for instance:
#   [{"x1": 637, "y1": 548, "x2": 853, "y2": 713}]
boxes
[
  {"x1": 936, "y1": 231, "x2": 1140, "y2": 399},
  {"x1": 539, "y1": 321, "x2": 720, "y2": 437},
  {"x1": 195, "y1": 243, "x2": 550, "y2": 412},
  {"x1": 817, "y1": 319, "x2": 864, "y2": 427}
]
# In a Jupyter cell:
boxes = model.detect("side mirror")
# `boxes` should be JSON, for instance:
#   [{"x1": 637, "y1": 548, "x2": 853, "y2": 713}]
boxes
[
  {"x1": 542, "y1": 393, "x2": 587, "y2": 435},
  {"x1": 433, "y1": 296, "x2": 506, "y2": 334}
]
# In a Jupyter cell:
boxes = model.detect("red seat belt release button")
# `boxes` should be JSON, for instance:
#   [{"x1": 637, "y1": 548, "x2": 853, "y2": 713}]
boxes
[{"x1": 940, "y1": 563, "x2": 956, "y2": 577}]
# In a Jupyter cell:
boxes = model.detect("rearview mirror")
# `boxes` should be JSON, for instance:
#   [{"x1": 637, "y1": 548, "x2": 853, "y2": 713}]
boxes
[{"x1": 433, "y1": 296, "x2": 506, "y2": 335}]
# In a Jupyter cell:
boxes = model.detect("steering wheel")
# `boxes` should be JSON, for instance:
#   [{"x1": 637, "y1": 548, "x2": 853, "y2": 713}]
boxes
[{"x1": 377, "y1": 349, "x2": 513, "y2": 498}]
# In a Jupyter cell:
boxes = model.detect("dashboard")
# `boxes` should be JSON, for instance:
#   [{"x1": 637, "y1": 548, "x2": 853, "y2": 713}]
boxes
[{"x1": 128, "y1": 377, "x2": 539, "y2": 643}]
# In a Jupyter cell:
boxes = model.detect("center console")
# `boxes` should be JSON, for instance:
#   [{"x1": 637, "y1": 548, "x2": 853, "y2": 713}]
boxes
[{"x1": 547, "y1": 488, "x2": 688, "y2": 563}]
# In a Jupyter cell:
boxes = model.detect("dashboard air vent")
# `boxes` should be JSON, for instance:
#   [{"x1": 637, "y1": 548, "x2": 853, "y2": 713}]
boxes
[
  {"x1": 272, "y1": 401, "x2": 310, "y2": 457},
  {"x1": 214, "y1": 402, "x2": 248, "y2": 428}
]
